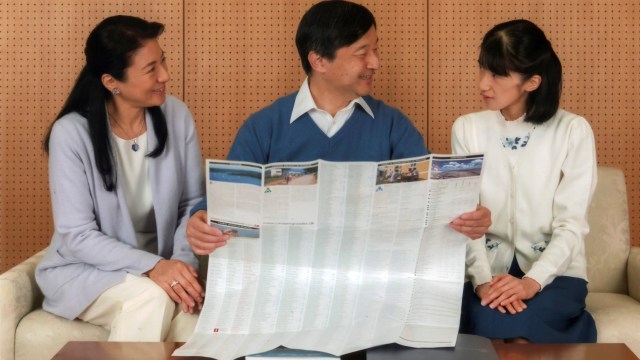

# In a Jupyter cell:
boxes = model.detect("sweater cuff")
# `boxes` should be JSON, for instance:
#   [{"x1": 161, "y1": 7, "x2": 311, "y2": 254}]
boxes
[
  {"x1": 469, "y1": 271, "x2": 492, "y2": 290},
  {"x1": 524, "y1": 265, "x2": 554, "y2": 291},
  {"x1": 189, "y1": 196, "x2": 207, "y2": 216},
  {"x1": 131, "y1": 253, "x2": 163, "y2": 276},
  {"x1": 171, "y1": 251, "x2": 199, "y2": 270}
]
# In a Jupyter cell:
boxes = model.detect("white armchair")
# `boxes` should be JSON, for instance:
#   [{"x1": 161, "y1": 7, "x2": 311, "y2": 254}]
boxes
[
  {"x1": 584, "y1": 166, "x2": 640, "y2": 356},
  {"x1": 1, "y1": 166, "x2": 638, "y2": 359},
  {"x1": 0, "y1": 250, "x2": 108, "y2": 360},
  {"x1": 0, "y1": 250, "x2": 199, "y2": 360}
]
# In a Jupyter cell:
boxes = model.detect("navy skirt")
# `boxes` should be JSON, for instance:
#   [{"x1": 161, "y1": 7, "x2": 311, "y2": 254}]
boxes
[{"x1": 460, "y1": 258, "x2": 597, "y2": 343}]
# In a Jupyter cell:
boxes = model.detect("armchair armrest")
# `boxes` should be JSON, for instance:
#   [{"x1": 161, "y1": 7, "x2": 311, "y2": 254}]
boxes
[
  {"x1": 629, "y1": 246, "x2": 640, "y2": 301},
  {"x1": 0, "y1": 249, "x2": 46, "y2": 360}
]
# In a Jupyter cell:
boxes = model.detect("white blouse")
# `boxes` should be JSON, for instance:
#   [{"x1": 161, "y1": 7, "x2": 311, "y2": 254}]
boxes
[{"x1": 112, "y1": 131, "x2": 157, "y2": 254}]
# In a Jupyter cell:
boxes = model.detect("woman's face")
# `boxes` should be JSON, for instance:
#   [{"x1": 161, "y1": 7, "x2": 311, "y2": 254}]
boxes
[
  {"x1": 112, "y1": 39, "x2": 169, "y2": 109},
  {"x1": 478, "y1": 68, "x2": 535, "y2": 121}
]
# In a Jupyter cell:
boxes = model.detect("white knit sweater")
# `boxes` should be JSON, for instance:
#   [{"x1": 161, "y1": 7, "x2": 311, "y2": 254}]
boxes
[{"x1": 452, "y1": 109, "x2": 597, "y2": 290}]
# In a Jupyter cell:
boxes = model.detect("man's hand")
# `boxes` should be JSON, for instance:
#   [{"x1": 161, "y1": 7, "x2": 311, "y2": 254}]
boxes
[
  {"x1": 449, "y1": 205, "x2": 492, "y2": 239},
  {"x1": 186, "y1": 210, "x2": 231, "y2": 255}
]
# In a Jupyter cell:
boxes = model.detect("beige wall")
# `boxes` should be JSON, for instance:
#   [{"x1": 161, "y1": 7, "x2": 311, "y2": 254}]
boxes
[{"x1": 1, "y1": 1, "x2": 638, "y2": 272}]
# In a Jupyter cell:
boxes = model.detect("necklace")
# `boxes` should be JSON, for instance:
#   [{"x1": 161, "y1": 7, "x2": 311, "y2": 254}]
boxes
[{"x1": 109, "y1": 112, "x2": 146, "y2": 152}]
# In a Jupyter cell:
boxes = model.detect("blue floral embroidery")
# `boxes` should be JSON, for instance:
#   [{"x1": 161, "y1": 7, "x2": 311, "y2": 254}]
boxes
[
  {"x1": 531, "y1": 240, "x2": 550, "y2": 253},
  {"x1": 501, "y1": 133, "x2": 531, "y2": 150},
  {"x1": 486, "y1": 238, "x2": 501, "y2": 250},
  {"x1": 500, "y1": 123, "x2": 536, "y2": 150}
]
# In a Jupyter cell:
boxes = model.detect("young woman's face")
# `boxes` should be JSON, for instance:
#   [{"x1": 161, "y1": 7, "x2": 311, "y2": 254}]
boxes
[
  {"x1": 113, "y1": 39, "x2": 169, "y2": 109},
  {"x1": 478, "y1": 68, "x2": 533, "y2": 121}
]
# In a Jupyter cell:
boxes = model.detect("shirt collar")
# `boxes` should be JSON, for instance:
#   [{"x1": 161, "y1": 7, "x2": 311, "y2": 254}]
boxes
[{"x1": 290, "y1": 77, "x2": 375, "y2": 123}]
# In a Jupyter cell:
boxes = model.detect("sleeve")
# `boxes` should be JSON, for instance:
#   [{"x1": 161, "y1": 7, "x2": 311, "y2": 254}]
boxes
[
  {"x1": 190, "y1": 196, "x2": 207, "y2": 216},
  {"x1": 525, "y1": 117, "x2": 597, "y2": 289},
  {"x1": 451, "y1": 115, "x2": 472, "y2": 154},
  {"x1": 389, "y1": 108, "x2": 429, "y2": 158},
  {"x1": 452, "y1": 116, "x2": 493, "y2": 288},
  {"x1": 48, "y1": 118, "x2": 161, "y2": 274},
  {"x1": 171, "y1": 107, "x2": 204, "y2": 268},
  {"x1": 227, "y1": 114, "x2": 271, "y2": 163}
]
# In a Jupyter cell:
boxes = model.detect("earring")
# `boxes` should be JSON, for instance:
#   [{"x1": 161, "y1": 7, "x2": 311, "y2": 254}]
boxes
[{"x1": 112, "y1": 88, "x2": 121, "y2": 96}]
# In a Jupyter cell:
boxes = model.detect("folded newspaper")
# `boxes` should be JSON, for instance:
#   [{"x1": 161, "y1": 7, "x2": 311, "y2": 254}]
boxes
[{"x1": 174, "y1": 154, "x2": 484, "y2": 360}]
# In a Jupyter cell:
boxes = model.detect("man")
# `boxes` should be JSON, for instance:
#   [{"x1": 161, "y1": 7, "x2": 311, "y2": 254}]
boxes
[{"x1": 187, "y1": 0, "x2": 490, "y2": 254}]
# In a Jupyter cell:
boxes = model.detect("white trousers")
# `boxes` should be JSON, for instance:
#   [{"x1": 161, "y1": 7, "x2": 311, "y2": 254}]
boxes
[{"x1": 78, "y1": 273, "x2": 198, "y2": 341}]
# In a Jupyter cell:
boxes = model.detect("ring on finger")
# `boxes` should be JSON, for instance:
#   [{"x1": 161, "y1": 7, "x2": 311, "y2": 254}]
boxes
[{"x1": 170, "y1": 280, "x2": 179, "y2": 288}]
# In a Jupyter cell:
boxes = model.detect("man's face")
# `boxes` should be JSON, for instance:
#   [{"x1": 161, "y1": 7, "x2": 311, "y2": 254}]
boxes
[{"x1": 319, "y1": 26, "x2": 380, "y2": 102}]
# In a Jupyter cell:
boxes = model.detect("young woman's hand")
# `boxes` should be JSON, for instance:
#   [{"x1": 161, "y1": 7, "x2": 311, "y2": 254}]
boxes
[
  {"x1": 476, "y1": 283, "x2": 527, "y2": 315},
  {"x1": 449, "y1": 205, "x2": 492, "y2": 240},
  {"x1": 477, "y1": 274, "x2": 540, "y2": 314}
]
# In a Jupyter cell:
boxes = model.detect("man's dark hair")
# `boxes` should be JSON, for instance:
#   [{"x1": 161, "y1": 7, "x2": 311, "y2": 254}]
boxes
[{"x1": 295, "y1": 0, "x2": 376, "y2": 75}]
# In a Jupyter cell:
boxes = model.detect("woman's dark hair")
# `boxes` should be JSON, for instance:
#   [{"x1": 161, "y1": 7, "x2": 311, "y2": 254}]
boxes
[
  {"x1": 479, "y1": 19, "x2": 562, "y2": 124},
  {"x1": 43, "y1": 15, "x2": 167, "y2": 191},
  {"x1": 296, "y1": 0, "x2": 376, "y2": 75}
]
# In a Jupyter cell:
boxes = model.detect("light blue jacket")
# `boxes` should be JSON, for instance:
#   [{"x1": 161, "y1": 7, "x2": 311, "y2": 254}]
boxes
[{"x1": 36, "y1": 95, "x2": 204, "y2": 319}]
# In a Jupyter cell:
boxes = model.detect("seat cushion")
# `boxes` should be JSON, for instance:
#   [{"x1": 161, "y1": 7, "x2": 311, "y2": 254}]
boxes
[
  {"x1": 15, "y1": 309, "x2": 108, "y2": 360},
  {"x1": 586, "y1": 292, "x2": 640, "y2": 356}
]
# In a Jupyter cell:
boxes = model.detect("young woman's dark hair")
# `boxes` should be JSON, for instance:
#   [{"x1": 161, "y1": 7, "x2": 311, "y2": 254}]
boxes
[
  {"x1": 479, "y1": 19, "x2": 562, "y2": 124},
  {"x1": 295, "y1": 0, "x2": 376, "y2": 75},
  {"x1": 43, "y1": 15, "x2": 167, "y2": 191}
]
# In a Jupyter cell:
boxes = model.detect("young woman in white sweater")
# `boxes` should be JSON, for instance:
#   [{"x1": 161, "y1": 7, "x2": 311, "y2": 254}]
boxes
[{"x1": 452, "y1": 19, "x2": 597, "y2": 343}]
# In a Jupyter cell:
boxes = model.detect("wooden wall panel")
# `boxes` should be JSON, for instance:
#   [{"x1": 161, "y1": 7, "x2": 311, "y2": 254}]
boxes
[
  {"x1": 427, "y1": 1, "x2": 640, "y2": 245},
  {"x1": 2, "y1": 1, "x2": 637, "y2": 273},
  {"x1": 184, "y1": 1, "x2": 428, "y2": 160},
  {"x1": 0, "y1": 1, "x2": 184, "y2": 272}
]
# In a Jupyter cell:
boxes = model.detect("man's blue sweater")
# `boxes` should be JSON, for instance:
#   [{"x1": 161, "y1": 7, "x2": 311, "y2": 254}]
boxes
[{"x1": 191, "y1": 92, "x2": 428, "y2": 214}]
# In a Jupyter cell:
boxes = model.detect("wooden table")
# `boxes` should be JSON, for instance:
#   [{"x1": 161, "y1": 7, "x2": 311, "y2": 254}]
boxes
[
  {"x1": 52, "y1": 341, "x2": 639, "y2": 360},
  {"x1": 492, "y1": 342, "x2": 639, "y2": 360}
]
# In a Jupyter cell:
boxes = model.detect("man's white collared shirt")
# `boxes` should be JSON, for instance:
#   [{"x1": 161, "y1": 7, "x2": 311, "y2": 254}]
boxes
[{"x1": 290, "y1": 78, "x2": 374, "y2": 138}]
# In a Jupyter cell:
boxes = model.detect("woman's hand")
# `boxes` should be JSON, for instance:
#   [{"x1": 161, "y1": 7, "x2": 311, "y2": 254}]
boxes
[
  {"x1": 478, "y1": 274, "x2": 540, "y2": 314},
  {"x1": 146, "y1": 259, "x2": 205, "y2": 313},
  {"x1": 449, "y1": 205, "x2": 492, "y2": 240},
  {"x1": 186, "y1": 210, "x2": 231, "y2": 255}
]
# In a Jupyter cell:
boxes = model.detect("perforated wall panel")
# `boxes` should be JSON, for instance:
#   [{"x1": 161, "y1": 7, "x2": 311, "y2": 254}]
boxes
[
  {"x1": 184, "y1": 1, "x2": 428, "y2": 161},
  {"x1": 1, "y1": 1, "x2": 637, "y2": 272},
  {"x1": 427, "y1": 1, "x2": 639, "y2": 245},
  {"x1": 0, "y1": 1, "x2": 183, "y2": 272}
]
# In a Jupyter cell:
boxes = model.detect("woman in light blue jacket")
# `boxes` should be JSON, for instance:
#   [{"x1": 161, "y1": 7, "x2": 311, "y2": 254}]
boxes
[{"x1": 36, "y1": 15, "x2": 204, "y2": 341}]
